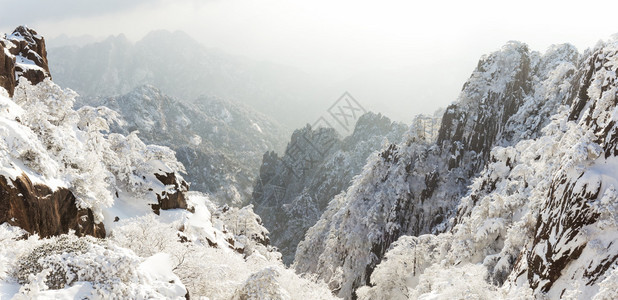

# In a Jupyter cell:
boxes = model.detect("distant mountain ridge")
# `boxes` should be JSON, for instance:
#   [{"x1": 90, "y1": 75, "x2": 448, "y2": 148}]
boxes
[
  {"x1": 47, "y1": 30, "x2": 329, "y2": 127},
  {"x1": 93, "y1": 85, "x2": 288, "y2": 205}
]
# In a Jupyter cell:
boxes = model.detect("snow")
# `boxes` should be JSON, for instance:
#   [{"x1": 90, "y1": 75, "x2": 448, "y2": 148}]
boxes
[
  {"x1": 585, "y1": 156, "x2": 618, "y2": 201},
  {"x1": 138, "y1": 253, "x2": 187, "y2": 298},
  {"x1": 0, "y1": 94, "x2": 67, "y2": 190},
  {"x1": 21, "y1": 282, "x2": 96, "y2": 300},
  {"x1": 190, "y1": 134, "x2": 202, "y2": 145},
  {"x1": 14, "y1": 55, "x2": 45, "y2": 73},
  {"x1": 252, "y1": 122, "x2": 263, "y2": 133},
  {"x1": 102, "y1": 191, "x2": 156, "y2": 230},
  {"x1": 0, "y1": 282, "x2": 20, "y2": 299}
]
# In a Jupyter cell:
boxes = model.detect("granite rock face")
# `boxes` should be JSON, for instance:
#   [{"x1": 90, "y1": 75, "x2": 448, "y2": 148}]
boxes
[
  {"x1": 151, "y1": 172, "x2": 190, "y2": 215},
  {"x1": 0, "y1": 26, "x2": 51, "y2": 96},
  {"x1": 0, "y1": 174, "x2": 105, "y2": 238}
]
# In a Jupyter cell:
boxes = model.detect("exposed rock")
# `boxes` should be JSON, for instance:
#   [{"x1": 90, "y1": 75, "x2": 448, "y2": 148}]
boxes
[
  {"x1": 0, "y1": 42, "x2": 16, "y2": 96},
  {"x1": 526, "y1": 173, "x2": 600, "y2": 292},
  {"x1": 0, "y1": 26, "x2": 51, "y2": 96},
  {"x1": 0, "y1": 173, "x2": 105, "y2": 238},
  {"x1": 154, "y1": 172, "x2": 189, "y2": 211}
]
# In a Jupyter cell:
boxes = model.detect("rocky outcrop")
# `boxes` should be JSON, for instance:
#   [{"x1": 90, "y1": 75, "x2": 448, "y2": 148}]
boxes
[
  {"x1": 151, "y1": 172, "x2": 189, "y2": 215},
  {"x1": 337, "y1": 41, "x2": 613, "y2": 299},
  {"x1": 0, "y1": 173, "x2": 105, "y2": 238},
  {"x1": 437, "y1": 42, "x2": 532, "y2": 171},
  {"x1": 0, "y1": 27, "x2": 100, "y2": 239},
  {"x1": 0, "y1": 26, "x2": 51, "y2": 96}
]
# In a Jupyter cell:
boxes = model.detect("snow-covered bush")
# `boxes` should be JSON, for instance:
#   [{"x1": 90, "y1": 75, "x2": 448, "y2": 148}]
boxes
[
  {"x1": 7, "y1": 231, "x2": 187, "y2": 299},
  {"x1": 405, "y1": 264, "x2": 504, "y2": 299},
  {"x1": 212, "y1": 204, "x2": 274, "y2": 256},
  {"x1": 14, "y1": 235, "x2": 105, "y2": 289},
  {"x1": 12, "y1": 78, "x2": 115, "y2": 217},
  {"x1": 355, "y1": 234, "x2": 451, "y2": 300},
  {"x1": 232, "y1": 266, "x2": 336, "y2": 300},
  {"x1": 0, "y1": 224, "x2": 41, "y2": 283},
  {"x1": 232, "y1": 267, "x2": 291, "y2": 300},
  {"x1": 109, "y1": 207, "x2": 264, "y2": 299}
]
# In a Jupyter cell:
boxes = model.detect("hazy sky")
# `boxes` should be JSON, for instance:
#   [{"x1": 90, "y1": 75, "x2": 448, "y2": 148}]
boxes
[{"x1": 2, "y1": 0, "x2": 618, "y2": 123}]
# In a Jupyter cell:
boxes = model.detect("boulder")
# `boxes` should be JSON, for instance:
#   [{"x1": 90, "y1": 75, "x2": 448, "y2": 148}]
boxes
[{"x1": 151, "y1": 172, "x2": 189, "y2": 215}]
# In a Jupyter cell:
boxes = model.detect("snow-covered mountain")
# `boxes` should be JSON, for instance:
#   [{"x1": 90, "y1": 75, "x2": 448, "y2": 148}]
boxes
[
  {"x1": 46, "y1": 30, "x2": 329, "y2": 127},
  {"x1": 3, "y1": 24, "x2": 618, "y2": 300},
  {"x1": 356, "y1": 40, "x2": 618, "y2": 299},
  {"x1": 89, "y1": 85, "x2": 288, "y2": 206},
  {"x1": 251, "y1": 112, "x2": 409, "y2": 263},
  {"x1": 294, "y1": 39, "x2": 618, "y2": 299},
  {"x1": 0, "y1": 27, "x2": 336, "y2": 299}
]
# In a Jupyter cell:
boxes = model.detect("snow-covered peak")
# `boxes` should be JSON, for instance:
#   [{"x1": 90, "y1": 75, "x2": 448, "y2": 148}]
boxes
[
  {"x1": 0, "y1": 26, "x2": 51, "y2": 97},
  {"x1": 7, "y1": 25, "x2": 41, "y2": 44},
  {"x1": 252, "y1": 112, "x2": 407, "y2": 264}
]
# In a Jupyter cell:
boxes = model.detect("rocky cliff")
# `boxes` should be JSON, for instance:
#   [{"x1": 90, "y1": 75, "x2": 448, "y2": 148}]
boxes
[
  {"x1": 0, "y1": 174, "x2": 105, "y2": 238},
  {"x1": 251, "y1": 112, "x2": 408, "y2": 264},
  {"x1": 0, "y1": 26, "x2": 51, "y2": 97},
  {"x1": 293, "y1": 42, "x2": 586, "y2": 299}
]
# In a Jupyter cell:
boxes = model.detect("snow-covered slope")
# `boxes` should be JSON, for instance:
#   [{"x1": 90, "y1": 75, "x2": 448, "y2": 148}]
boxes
[
  {"x1": 357, "y1": 39, "x2": 618, "y2": 299},
  {"x1": 293, "y1": 41, "x2": 590, "y2": 299},
  {"x1": 91, "y1": 85, "x2": 288, "y2": 206},
  {"x1": 252, "y1": 112, "x2": 408, "y2": 264},
  {"x1": 0, "y1": 27, "x2": 336, "y2": 299},
  {"x1": 0, "y1": 75, "x2": 191, "y2": 298}
]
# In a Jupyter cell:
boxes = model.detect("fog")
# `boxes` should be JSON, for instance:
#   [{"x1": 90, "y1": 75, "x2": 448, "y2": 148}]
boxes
[{"x1": 2, "y1": 0, "x2": 617, "y2": 124}]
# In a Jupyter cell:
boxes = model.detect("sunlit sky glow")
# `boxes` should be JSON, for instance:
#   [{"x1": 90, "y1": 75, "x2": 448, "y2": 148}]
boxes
[{"x1": 2, "y1": 0, "x2": 617, "y2": 123}]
